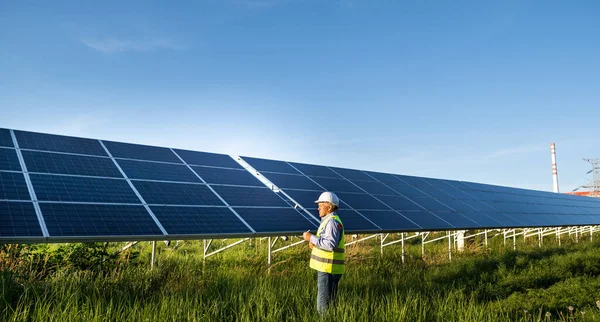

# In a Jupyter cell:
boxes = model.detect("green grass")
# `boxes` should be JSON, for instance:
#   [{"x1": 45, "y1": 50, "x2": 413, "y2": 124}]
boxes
[{"x1": 2, "y1": 232, "x2": 600, "y2": 321}]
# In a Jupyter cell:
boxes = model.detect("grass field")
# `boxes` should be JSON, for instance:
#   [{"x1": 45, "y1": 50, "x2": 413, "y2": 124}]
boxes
[{"x1": 2, "y1": 231, "x2": 600, "y2": 321}]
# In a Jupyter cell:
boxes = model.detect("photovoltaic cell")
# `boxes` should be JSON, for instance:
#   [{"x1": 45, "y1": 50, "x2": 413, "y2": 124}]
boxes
[
  {"x1": 400, "y1": 210, "x2": 454, "y2": 230},
  {"x1": 432, "y1": 212, "x2": 478, "y2": 228},
  {"x1": 234, "y1": 208, "x2": 317, "y2": 233},
  {"x1": 0, "y1": 148, "x2": 22, "y2": 171},
  {"x1": 289, "y1": 162, "x2": 342, "y2": 178},
  {"x1": 374, "y1": 195, "x2": 423, "y2": 211},
  {"x1": 0, "y1": 172, "x2": 30, "y2": 200},
  {"x1": 211, "y1": 186, "x2": 289, "y2": 207},
  {"x1": 241, "y1": 156, "x2": 300, "y2": 175},
  {"x1": 40, "y1": 203, "x2": 163, "y2": 236},
  {"x1": 31, "y1": 174, "x2": 139, "y2": 203},
  {"x1": 173, "y1": 149, "x2": 242, "y2": 169},
  {"x1": 117, "y1": 159, "x2": 200, "y2": 183},
  {"x1": 334, "y1": 209, "x2": 380, "y2": 232},
  {"x1": 0, "y1": 201, "x2": 42, "y2": 237},
  {"x1": 133, "y1": 181, "x2": 224, "y2": 206},
  {"x1": 22, "y1": 150, "x2": 123, "y2": 178},
  {"x1": 284, "y1": 189, "x2": 321, "y2": 209},
  {"x1": 151, "y1": 206, "x2": 251, "y2": 235},
  {"x1": 0, "y1": 129, "x2": 14, "y2": 148},
  {"x1": 358, "y1": 210, "x2": 421, "y2": 230},
  {"x1": 351, "y1": 180, "x2": 397, "y2": 196},
  {"x1": 261, "y1": 172, "x2": 322, "y2": 190},
  {"x1": 310, "y1": 176, "x2": 363, "y2": 193},
  {"x1": 191, "y1": 166, "x2": 263, "y2": 186},
  {"x1": 103, "y1": 141, "x2": 181, "y2": 163},
  {"x1": 15, "y1": 130, "x2": 107, "y2": 156},
  {"x1": 337, "y1": 192, "x2": 388, "y2": 210},
  {"x1": 329, "y1": 167, "x2": 375, "y2": 182},
  {"x1": 458, "y1": 212, "x2": 502, "y2": 227}
]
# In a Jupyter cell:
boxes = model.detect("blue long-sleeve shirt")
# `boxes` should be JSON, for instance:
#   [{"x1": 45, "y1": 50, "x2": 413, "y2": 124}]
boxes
[{"x1": 309, "y1": 212, "x2": 342, "y2": 251}]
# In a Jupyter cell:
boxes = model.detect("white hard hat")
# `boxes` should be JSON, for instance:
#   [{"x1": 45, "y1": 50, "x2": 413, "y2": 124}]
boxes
[{"x1": 314, "y1": 191, "x2": 339, "y2": 207}]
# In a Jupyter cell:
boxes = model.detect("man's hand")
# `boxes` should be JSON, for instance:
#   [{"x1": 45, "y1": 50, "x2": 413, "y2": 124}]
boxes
[
  {"x1": 309, "y1": 242, "x2": 315, "y2": 249},
  {"x1": 302, "y1": 231, "x2": 312, "y2": 242}
]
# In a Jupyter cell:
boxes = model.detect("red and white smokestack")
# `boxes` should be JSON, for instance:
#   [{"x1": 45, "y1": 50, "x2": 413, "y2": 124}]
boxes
[{"x1": 550, "y1": 143, "x2": 559, "y2": 193}]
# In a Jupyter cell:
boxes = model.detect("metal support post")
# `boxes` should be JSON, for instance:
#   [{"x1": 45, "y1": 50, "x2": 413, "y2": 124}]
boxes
[
  {"x1": 538, "y1": 228, "x2": 542, "y2": 247},
  {"x1": 513, "y1": 229, "x2": 516, "y2": 251},
  {"x1": 557, "y1": 227, "x2": 561, "y2": 246},
  {"x1": 151, "y1": 241, "x2": 157, "y2": 270},
  {"x1": 448, "y1": 231, "x2": 452, "y2": 261},
  {"x1": 380, "y1": 233, "x2": 386, "y2": 256},
  {"x1": 268, "y1": 237, "x2": 272, "y2": 266},
  {"x1": 576, "y1": 227, "x2": 579, "y2": 243},
  {"x1": 401, "y1": 233, "x2": 405, "y2": 264},
  {"x1": 503, "y1": 229, "x2": 506, "y2": 246},
  {"x1": 591, "y1": 226, "x2": 593, "y2": 242},
  {"x1": 484, "y1": 230, "x2": 488, "y2": 249}
]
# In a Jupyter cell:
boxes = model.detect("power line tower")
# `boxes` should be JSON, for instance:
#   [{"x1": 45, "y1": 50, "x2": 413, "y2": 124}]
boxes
[{"x1": 580, "y1": 158, "x2": 600, "y2": 197}]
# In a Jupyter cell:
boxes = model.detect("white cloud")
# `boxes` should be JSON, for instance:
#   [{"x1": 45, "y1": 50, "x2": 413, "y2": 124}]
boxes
[{"x1": 81, "y1": 37, "x2": 183, "y2": 53}]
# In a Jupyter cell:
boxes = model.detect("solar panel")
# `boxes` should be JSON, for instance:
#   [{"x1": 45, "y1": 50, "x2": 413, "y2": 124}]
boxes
[
  {"x1": 132, "y1": 181, "x2": 224, "y2": 206},
  {"x1": 15, "y1": 130, "x2": 107, "y2": 156},
  {"x1": 30, "y1": 174, "x2": 139, "y2": 203},
  {"x1": 22, "y1": 150, "x2": 123, "y2": 178},
  {"x1": 103, "y1": 141, "x2": 182, "y2": 163},
  {"x1": 0, "y1": 129, "x2": 14, "y2": 148},
  {"x1": 174, "y1": 149, "x2": 242, "y2": 169},
  {"x1": 0, "y1": 172, "x2": 31, "y2": 201},
  {"x1": 0, "y1": 201, "x2": 42, "y2": 237},
  {"x1": 2, "y1": 127, "x2": 600, "y2": 244},
  {"x1": 117, "y1": 159, "x2": 200, "y2": 183},
  {"x1": 0, "y1": 148, "x2": 22, "y2": 171},
  {"x1": 40, "y1": 203, "x2": 163, "y2": 237},
  {"x1": 150, "y1": 206, "x2": 252, "y2": 235}
]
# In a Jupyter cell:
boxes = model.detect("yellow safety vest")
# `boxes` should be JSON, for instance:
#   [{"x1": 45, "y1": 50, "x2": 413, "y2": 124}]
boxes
[{"x1": 309, "y1": 214, "x2": 345, "y2": 274}]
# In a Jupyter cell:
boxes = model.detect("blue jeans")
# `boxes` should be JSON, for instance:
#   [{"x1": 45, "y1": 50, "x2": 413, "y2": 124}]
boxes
[{"x1": 316, "y1": 271, "x2": 342, "y2": 315}]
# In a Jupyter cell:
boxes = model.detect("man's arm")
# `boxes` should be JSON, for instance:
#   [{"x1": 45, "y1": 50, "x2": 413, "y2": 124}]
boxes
[{"x1": 309, "y1": 219, "x2": 341, "y2": 251}]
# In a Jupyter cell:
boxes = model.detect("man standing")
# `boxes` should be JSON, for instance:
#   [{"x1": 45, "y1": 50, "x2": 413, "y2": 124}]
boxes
[{"x1": 302, "y1": 191, "x2": 345, "y2": 315}]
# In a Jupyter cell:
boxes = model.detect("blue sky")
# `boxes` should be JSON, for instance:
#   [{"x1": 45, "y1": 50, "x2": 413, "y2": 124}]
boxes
[{"x1": 1, "y1": 0, "x2": 599, "y2": 193}]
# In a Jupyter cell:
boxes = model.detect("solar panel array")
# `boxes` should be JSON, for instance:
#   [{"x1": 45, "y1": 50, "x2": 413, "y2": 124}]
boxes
[
  {"x1": 240, "y1": 156, "x2": 600, "y2": 233},
  {"x1": 0, "y1": 128, "x2": 317, "y2": 242},
  {"x1": 1, "y1": 127, "x2": 600, "y2": 243}
]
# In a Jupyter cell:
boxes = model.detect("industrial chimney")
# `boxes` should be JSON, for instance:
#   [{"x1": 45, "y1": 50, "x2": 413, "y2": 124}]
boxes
[{"x1": 551, "y1": 143, "x2": 559, "y2": 193}]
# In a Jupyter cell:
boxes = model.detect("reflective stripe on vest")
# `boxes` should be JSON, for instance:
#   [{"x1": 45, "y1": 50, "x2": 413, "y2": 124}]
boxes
[{"x1": 309, "y1": 214, "x2": 345, "y2": 274}]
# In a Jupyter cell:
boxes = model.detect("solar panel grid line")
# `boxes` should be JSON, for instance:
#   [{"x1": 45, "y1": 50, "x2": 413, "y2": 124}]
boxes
[
  {"x1": 234, "y1": 155, "x2": 321, "y2": 224},
  {"x1": 17, "y1": 148, "x2": 113, "y2": 160},
  {"x1": 284, "y1": 161, "x2": 383, "y2": 230},
  {"x1": 361, "y1": 171, "x2": 456, "y2": 228},
  {"x1": 170, "y1": 148, "x2": 256, "y2": 233},
  {"x1": 326, "y1": 166, "x2": 423, "y2": 229},
  {"x1": 99, "y1": 140, "x2": 168, "y2": 236},
  {"x1": 10, "y1": 129, "x2": 48, "y2": 237}
]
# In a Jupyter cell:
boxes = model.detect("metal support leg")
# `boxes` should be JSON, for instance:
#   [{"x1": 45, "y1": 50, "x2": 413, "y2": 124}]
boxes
[
  {"x1": 151, "y1": 241, "x2": 157, "y2": 270},
  {"x1": 591, "y1": 226, "x2": 593, "y2": 242},
  {"x1": 448, "y1": 231, "x2": 452, "y2": 261},
  {"x1": 503, "y1": 229, "x2": 506, "y2": 246},
  {"x1": 513, "y1": 229, "x2": 516, "y2": 251},
  {"x1": 380, "y1": 233, "x2": 384, "y2": 256},
  {"x1": 538, "y1": 228, "x2": 542, "y2": 247},
  {"x1": 421, "y1": 233, "x2": 426, "y2": 258},
  {"x1": 557, "y1": 227, "x2": 561, "y2": 246},
  {"x1": 484, "y1": 229, "x2": 488, "y2": 250},
  {"x1": 268, "y1": 237, "x2": 272, "y2": 266},
  {"x1": 576, "y1": 227, "x2": 579, "y2": 243},
  {"x1": 401, "y1": 233, "x2": 405, "y2": 264}
]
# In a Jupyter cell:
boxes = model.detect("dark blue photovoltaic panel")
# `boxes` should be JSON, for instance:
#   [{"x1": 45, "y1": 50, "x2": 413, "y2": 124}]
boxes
[
  {"x1": 459, "y1": 212, "x2": 503, "y2": 227},
  {"x1": 211, "y1": 186, "x2": 289, "y2": 207},
  {"x1": 310, "y1": 176, "x2": 363, "y2": 193},
  {"x1": 133, "y1": 181, "x2": 223, "y2": 206},
  {"x1": 31, "y1": 174, "x2": 139, "y2": 203},
  {"x1": 0, "y1": 172, "x2": 30, "y2": 200},
  {"x1": 359, "y1": 210, "x2": 421, "y2": 230},
  {"x1": 289, "y1": 162, "x2": 341, "y2": 178},
  {"x1": 241, "y1": 156, "x2": 300, "y2": 175},
  {"x1": 0, "y1": 148, "x2": 21, "y2": 171},
  {"x1": 363, "y1": 171, "x2": 403, "y2": 184},
  {"x1": 191, "y1": 166, "x2": 262, "y2": 186},
  {"x1": 375, "y1": 195, "x2": 423, "y2": 211},
  {"x1": 22, "y1": 150, "x2": 122, "y2": 178},
  {"x1": 0, "y1": 201, "x2": 42, "y2": 237},
  {"x1": 117, "y1": 159, "x2": 200, "y2": 183},
  {"x1": 103, "y1": 141, "x2": 181, "y2": 163},
  {"x1": 329, "y1": 167, "x2": 375, "y2": 182},
  {"x1": 284, "y1": 189, "x2": 321, "y2": 209},
  {"x1": 386, "y1": 182, "x2": 429, "y2": 198},
  {"x1": 334, "y1": 209, "x2": 380, "y2": 232},
  {"x1": 261, "y1": 172, "x2": 322, "y2": 190},
  {"x1": 0, "y1": 129, "x2": 14, "y2": 148},
  {"x1": 173, "y1": 149, "x2": 242, "y2": 169},
  {"x1": 352, "y1": 180, "x2": 397, "y2": 196},
  {"x1": 410, "y1": 198, "x2": 454, "y2": 212},
  {"x1": 432, "y1": 212, "x2": 478, "y2": 228},
  {"x1": 400, "y1": 211, "x2": 454, "y2": 230},
  {"x1": 151, "y1": 206, "x2": 251, "y2": 235},
  {"x1": 40, "y1": 203, "x2": 163, "y2": 236},
  {"x1": 235, "y1": 208, "x2": 317, "y2": 233},
  {"x1": 15, "y1": 130, "x2": 107, "y2": 156},
  {"x1": 337, "y1": 192, "x2": 389, "y2": 210}
]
